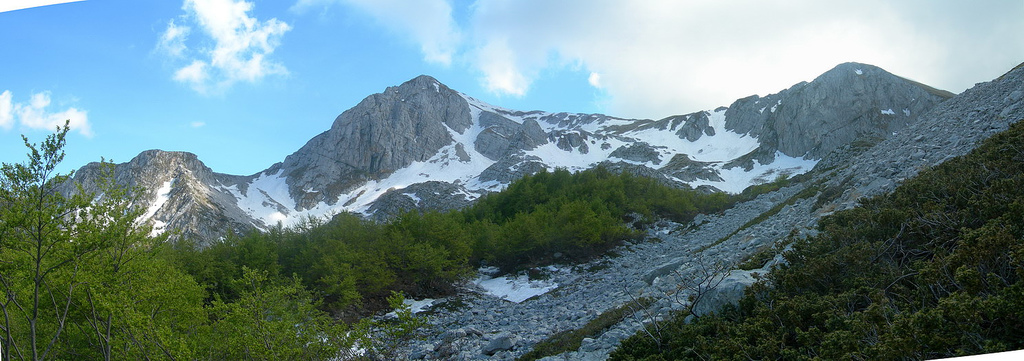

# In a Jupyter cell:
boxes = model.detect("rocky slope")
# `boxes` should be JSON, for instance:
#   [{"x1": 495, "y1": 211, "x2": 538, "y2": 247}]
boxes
[
  {"x1": 395, "y1": 63, "x2": 1023, "y2": 360},
  {"x1": 67, "y1": 62, "x2": 952, "y2": 244}
]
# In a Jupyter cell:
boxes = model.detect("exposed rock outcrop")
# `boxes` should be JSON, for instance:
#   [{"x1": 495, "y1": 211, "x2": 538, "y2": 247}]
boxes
[
  {"x1": 70, "y1": 150, "x2": 256, "y2": 244},
  {"x1": 724, "y1": 62, "x2": 953, "y2": 159},
  {"x1": 276, "y1": 75, "x2": 473, "y2": 209}
]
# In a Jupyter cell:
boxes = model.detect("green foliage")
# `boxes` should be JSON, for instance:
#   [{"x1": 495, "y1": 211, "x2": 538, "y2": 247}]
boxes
[
  {"x1": 0, "y1": 123, "x2": 806, "y2": 360},
  {"x1": 0, "y1": 127, "x2": 358, "y2": 360},
  {"x1": 348, "y1": 291, "x2": 429, "y2": 360},
  {"x1": 467, "y1": 167, "x2": 734, "y2": 272},
  {"x1": 611, "y1": 119, "x2": 1024, "y2": 360},
  {"x1": 202, "y1": 267, "x2": 350, "y2": 360},
  {"x1": 169, "y1": 166, "x2": 746, "y2": 317},
  {"x1": 518, "y1": 298, "x2": 653, "y2": 361}
]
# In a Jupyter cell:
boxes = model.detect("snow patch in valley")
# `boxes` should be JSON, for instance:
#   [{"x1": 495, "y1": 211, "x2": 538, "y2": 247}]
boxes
[
  {"x1": 385, "y1": 298, "x2": 438, "y2": 317},
  {"x1": 881, "y1": 108, "x2": 896, "y2": 115},
  {"x1": 474, "y1": 273, "x2": 558, "y2": 304}
]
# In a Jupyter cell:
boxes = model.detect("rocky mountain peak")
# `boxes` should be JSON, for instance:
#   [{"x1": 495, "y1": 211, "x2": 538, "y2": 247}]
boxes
[
  {"x1": 277, "y1": 75, "x2": 473, "y2": 209},
  {"x1": 724, "y1": 61, "x2": 953, "y2": 160},
  {"x1": 69, "y1": 149, "x2": 255, "y2": 244}
]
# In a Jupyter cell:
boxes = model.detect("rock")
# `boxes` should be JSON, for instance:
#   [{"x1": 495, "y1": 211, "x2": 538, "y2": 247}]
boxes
[
  {"x1": 691, "y1": 270, "x2": 757, "y2": 316},
  {"x1": 366, "y1": 181, "x2": 476, "y2": 220},
  {"x1": 277, "y1": 75, "x2": 473, "y2": 209},
  {"x1": 723, "y1": 62, "x2": 951, "y2": 159},
  {"x1": 475, "y1": 111, "x2": 548, "y2": 160},
  {"x1": 609, "y1": 142, "x2": 662, "y2": 165},
  {"x1": 675, "y1": 110, "x2": 715, "y2": 142},
  {"x1": 67, "y1": 150, "x2": 257, "y2": 246},
  {"x1": 482, "y1": 332, "x2": 516, "y2": 356},
  {"x1": 661, "y1": 154, "x2": 723, "y2": 182}
]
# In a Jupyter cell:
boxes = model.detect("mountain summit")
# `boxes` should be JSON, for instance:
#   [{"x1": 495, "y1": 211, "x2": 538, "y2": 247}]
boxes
[{"x1": 68, "y1": 62, "x2": 954, "y2": 244}]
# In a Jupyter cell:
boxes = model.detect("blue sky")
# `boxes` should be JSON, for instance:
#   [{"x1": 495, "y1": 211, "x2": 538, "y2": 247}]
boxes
[{"x1": 2, "y1": 0, "x2": 1022, "y2": 176}]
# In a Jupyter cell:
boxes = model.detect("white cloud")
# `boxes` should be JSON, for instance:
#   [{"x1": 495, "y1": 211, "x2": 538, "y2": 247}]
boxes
[
  {"x1": 160, "y1": 0, "x2": 291, "y2": 94},
  {"x1": 0, "y1": 91, "x2": 92, "y2": 137},
  {"x1": 157, "y1": 19, "x2": 190, "y2": 58},
  {"x1": 333, "y1": 0, "x2": 1019, "y2": 120},
  {"x1": 0, "y1": 91, "x2": 13, "y2": 130},
  {"x1": 174, "y1": 60, "x2": 209, "y2": 88},
  {"x1": 190, "y1": 121, "x2": 206, "y2": 128},
  {"x1": 348, "y1": 0, "x2": 461, "y2": 65},
  {"x1": 289, "y1": 0, "x2": 1022, "y2": 119},
  {"x1": 476, "y1": 38, "x2": 530, "y2": 96},
  {"x1": 587, "y1": 72, "x2": 602, "y2": 89}
]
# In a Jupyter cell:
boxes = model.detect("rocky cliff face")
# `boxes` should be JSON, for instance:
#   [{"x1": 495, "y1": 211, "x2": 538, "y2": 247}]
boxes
[
  {"x1": 726, "y1": 62, "x2": 952, "y2": 161},
  {"x1": 67, "y1": 62, "x2": 957, "y2": 244},
  {"x1": 274, "y1": 75, "x2": 474, "y2": 210},
  {"x1": 71, "y1": 150, "x2": 255, "y2": 241}
]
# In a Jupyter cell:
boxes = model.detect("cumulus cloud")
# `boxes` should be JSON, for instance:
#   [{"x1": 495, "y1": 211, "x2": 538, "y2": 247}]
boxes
[
  {"x1": 157, "y1": 19, "x2": 190, "y2": 57},
  {"x1": 159, "y1": 0, "x2": 291, "y2": 94},
  {"x1": 292, "y1": 0, "x2": 461, "y2": 66},
  {"x1": 324, "y1": 0, "x2": 1022, "y2": 119},
  {"x1": 463, "y1": 0, "x2": 944, "y2": 118},
  {"x1": 0, "y1": 91, "x2": 92, "y2": 137}
]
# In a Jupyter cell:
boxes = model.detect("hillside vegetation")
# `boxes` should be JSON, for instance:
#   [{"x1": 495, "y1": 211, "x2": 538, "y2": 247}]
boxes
[
  {"x1": 175, "y1": 166, "x2": 779, "y2": 315},
  {"x1": 0, "y1": 124, "x2": 792, "y2": 359},
  {"x1": 611, "y1": 119, "x2": 1024, "y2": 360}
]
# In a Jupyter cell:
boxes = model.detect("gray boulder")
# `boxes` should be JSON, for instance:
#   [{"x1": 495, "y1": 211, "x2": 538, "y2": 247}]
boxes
[
  {"x1": 609, "y1": 142, "x2": 662, "y2": 165},
  {"x1": 482, "y1": 332, "x2": 516, "y2": 356}
]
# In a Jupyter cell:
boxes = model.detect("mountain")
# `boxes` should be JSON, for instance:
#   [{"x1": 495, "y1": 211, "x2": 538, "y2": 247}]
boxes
[{"x1": 67, "y1": 62, "x2": 953, "y2": 244}]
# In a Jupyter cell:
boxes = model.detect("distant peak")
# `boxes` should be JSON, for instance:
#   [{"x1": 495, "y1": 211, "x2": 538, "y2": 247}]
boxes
[
  {"x1": 401, "y1": 74, "x2": 443, "y2": 87},
  {"x1": 408, "y1": 74, "x2": 440, "y2": 83},
  {"x1": 821, "y1": 62, "x2": 887, "y2": 78},
  {"x1": 136, "y1": 149, "x2": 198, "y2": 159}
]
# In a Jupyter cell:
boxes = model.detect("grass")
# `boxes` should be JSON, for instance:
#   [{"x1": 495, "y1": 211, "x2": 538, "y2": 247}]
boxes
[{"x1": 516, "y1": 298, "x2": 653, "y2": 361}]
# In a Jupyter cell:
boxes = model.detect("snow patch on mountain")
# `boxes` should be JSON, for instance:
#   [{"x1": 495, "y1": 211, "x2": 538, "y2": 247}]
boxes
[
  {"x1": 526, "y1": 140, "x2": 624, "y2": 171},
  {"x1": 691, "y1": 152, "x2": 817, "y2": 193},
  {"x1": 222, "y1": 170, "x2": 295, "y2": 228},
  {"x1": 142, "y1": 179, "x2": 173, "y2": 236}
]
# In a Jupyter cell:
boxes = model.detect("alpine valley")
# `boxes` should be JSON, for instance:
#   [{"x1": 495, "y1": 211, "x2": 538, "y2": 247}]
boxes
[{"x1": 63, "y1": 61, "x2": 1024, "y2": 360}]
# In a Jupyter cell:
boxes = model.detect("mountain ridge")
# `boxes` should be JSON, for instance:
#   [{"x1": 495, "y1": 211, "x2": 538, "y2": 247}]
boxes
[{"x1": 67, "y1": 62, "x2": 953, "y2": 244}]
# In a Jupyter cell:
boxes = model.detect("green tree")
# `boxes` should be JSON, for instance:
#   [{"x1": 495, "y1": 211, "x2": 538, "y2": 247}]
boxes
[
  {"x1": 203, "y1": 267, "x2": 350, "y2": 360},
  {"x1": 0, "y1": 123, "x2": 97, "y2": 360}
]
